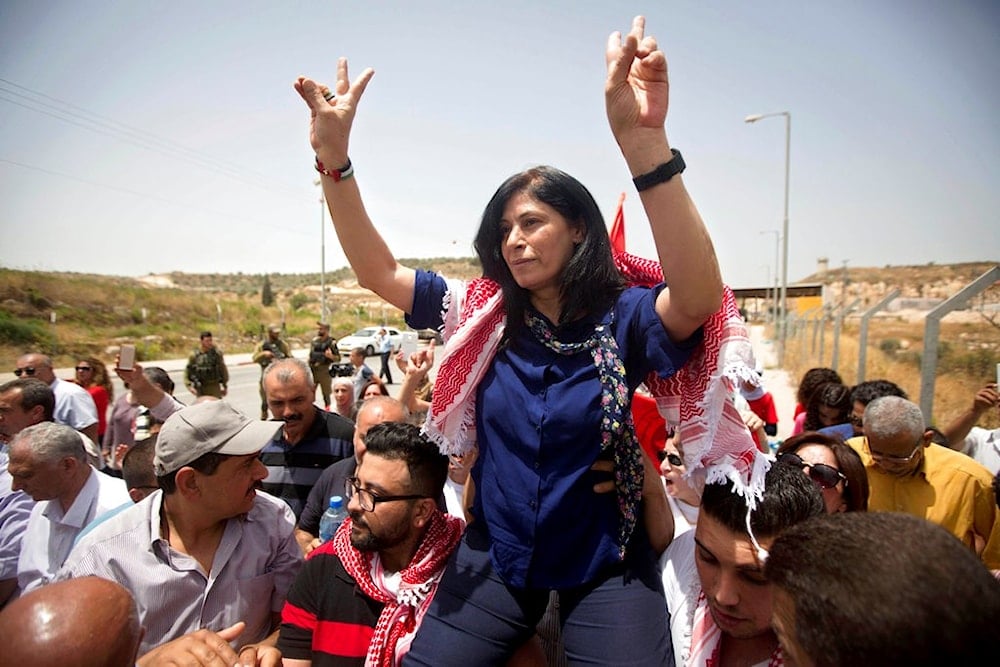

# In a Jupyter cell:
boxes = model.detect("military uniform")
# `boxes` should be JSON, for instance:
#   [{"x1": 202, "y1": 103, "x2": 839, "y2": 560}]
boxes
[
  {"x1": 252, "y1": 333, "x2": 291, "y2": 419},
  {"x1": 185, "y1": 346, "x2": 229, "y2": 398},
  {"x1": 308, "y1": 332, "x2": 337, "y2": 408}
]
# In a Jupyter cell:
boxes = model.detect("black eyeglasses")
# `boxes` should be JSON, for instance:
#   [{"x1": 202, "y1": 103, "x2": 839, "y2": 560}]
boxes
[
  {"x1": 345, "y1": 476, "x2": 430, "y2": 512},
  {"x1": 75, "y1": 366, "x2": 92, "y2": 372},
  {"x1": 13, "y1": 367, "x2": 35, "y2": 377},
  {"x1": 777, "y1": 451, "x2": 847, "y2": 489},
  {"x1": 656, "y1": 450, "x2": 684, "y2": 467},
  {"x1": 849, "y1": 414, "x2": 864, "y2": 428},
  {"x1": 865, "y1": 436, "x2": 923, "y2": 465}
]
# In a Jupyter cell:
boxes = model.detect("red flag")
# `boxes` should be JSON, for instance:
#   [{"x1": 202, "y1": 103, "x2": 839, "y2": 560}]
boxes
[{"x1": 609, "y1": 192, "x2": 626, "y2": 255}]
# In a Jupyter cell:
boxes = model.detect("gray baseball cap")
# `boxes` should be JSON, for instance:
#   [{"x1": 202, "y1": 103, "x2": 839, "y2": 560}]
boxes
[{"x1": 154, "y1": 401, "x2": 281, "y2": 476}]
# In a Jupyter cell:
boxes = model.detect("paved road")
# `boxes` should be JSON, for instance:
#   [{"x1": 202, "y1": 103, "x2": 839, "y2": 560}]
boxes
[
  {"x1": 748, "y1": 324, "x2": 798, "y2": 441},
  {"x1": 123, "y1": 347, "x2": 437, "y2": 420},
  {"x1": 6, "y1": 329, "x2": 795, "y2": 437},
  {"x1": 1, "y1": 345, "x2": 437, "y2": 423}
]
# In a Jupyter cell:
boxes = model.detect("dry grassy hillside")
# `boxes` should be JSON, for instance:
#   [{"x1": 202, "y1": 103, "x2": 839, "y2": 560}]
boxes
[
  {"x1": 2, "y1": 259, "x2": 996, "y2": 431},
  {"x1": 0, "y1": 258, "x2": 482, "y2": 368}
]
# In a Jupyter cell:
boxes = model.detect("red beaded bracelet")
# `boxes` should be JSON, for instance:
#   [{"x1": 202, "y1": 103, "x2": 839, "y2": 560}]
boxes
[{"x1": 315, "y1": 156, "x2": 354, "y2": 182}]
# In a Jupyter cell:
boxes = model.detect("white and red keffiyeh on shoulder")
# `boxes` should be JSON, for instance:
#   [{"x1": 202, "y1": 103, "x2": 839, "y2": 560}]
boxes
[{"x1": 423, "y1": 194, "x2": 769, "y2": 506}]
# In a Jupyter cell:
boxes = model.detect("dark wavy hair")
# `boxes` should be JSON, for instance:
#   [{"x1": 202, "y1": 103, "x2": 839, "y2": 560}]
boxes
[
  {"x1": 803, "y1": 382, "x2": 851, "y2": 431},
  {"x1": 795, "y1": 367, "x2": 843, "y2": 407},
  {"x1": 850, "y1": 379, "x2": 907, "y2": 407},
  {"x1": 473, "y1": 166, "x2": 625, "y2": 341}
]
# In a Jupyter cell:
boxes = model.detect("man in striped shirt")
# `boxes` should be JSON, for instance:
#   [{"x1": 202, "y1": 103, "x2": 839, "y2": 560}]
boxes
[{"x1": 260, "y1": 358, "x2": 355, "y2": 519}]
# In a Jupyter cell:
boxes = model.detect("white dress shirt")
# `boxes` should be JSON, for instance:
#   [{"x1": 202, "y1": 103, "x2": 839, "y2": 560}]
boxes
[{"x1": 17, "y1": 466, "x2": 128, "y2": 592}]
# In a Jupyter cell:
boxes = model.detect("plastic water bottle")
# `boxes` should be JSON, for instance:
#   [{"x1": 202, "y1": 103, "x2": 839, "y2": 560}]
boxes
[{"x1": 319, "y1": 495, "x2": 347, "y2": 543}]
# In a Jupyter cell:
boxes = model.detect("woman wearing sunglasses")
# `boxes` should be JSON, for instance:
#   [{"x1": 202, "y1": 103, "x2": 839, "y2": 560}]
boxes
[
  {"x1": 775, "y1": 432, "x2": 869, "y2": 513},
  {"x1": 657, "y1": 429, "x2": 702, "y2": 538},
  {"x1": 74, "y1": 357, "x2": 113, "y2": 446}
]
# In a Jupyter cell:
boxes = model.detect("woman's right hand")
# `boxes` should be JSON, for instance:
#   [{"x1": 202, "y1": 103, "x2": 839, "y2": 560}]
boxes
[{"x1": 294, "y1": 58, "x2": 374, "y2": 167}]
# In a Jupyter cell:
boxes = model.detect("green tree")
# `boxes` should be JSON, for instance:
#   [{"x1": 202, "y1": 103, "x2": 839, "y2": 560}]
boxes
[{"x1": 261, "y1": 274, "x2": 274, "y2": 307}]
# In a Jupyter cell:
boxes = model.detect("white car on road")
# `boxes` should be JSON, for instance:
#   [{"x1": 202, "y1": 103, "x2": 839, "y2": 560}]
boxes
[{"x1": 336, "y1": 327, "x2": 403, "y2": 357}]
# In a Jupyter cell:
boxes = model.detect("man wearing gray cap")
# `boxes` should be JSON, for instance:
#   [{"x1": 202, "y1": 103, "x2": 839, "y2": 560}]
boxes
[{"x1": 58, "y1": 400, "x2": 303, "y2": 661}]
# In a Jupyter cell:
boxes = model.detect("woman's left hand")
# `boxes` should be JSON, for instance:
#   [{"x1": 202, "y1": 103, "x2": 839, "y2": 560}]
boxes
[{"x1": 605, "y1": 16, "x2": 668, "y2": 144}]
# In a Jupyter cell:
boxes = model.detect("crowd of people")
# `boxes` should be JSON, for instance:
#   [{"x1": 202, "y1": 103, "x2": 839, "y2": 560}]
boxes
[{"x1": 2, "y1": 14, "x2": 999, "y2": 667}]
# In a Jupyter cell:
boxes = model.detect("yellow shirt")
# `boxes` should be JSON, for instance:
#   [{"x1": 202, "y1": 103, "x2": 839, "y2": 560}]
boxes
[{"x1": 847, "y1": 437, "x2": 1000, "y2": 569}]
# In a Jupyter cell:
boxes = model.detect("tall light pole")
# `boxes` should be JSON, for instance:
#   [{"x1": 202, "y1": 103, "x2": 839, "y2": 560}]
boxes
[
  {"x1": 745, "y1": 111, "x2": 791, "y2": 365},
  {"x1": 314, "y1": 179, "x2": 327, "y2": 322},
  {"x1": 760, "y1": 229, "x2": 780, "y2": 326},
  {"x1": 759, "y1": 263, "x2": 771, "y2": 322}
]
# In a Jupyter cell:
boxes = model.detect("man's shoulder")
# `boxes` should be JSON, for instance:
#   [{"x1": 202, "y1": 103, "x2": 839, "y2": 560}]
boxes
[
  {"x1": 845, "y1": 435, "x2": 865, "y2": 455},
  {"x1": 311, "y1": 458, "x2": 358, "y2": 499},
  {"x1": 94, "y1": 470, "x2": 130, "y2": 506},
  {"x1": 314, "y1": 408, "x2": 355, "y2": 438},
  {"x1": 54, "y1": 378, "x2": 89, "y2": 398},
  {"x1": 251, "y1": 490, "x2": 297, "y2": 519},
  {"x1": 966, "y1": 426, "x2": 1000, "y2": 448},
  {"x1": 925, "y1": 444, "x2": 994, "y2": 485},
  {"x1": 70, "y1": 497, "x2": 152, "y2": 556},
  {"x1": 661, "y1": 530, "x2": 696, "y2": 573},
  {"x1": 306, "y1": 542, "x2": 380, "y2": 593}
]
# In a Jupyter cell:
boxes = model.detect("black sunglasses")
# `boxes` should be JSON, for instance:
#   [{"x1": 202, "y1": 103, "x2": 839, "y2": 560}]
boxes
[
  {"x1": 777, "y1": 451, "x2": 847, "y2": 489},
  {"x1": 655, "y1": 450, "x2": 684, "y2": 467},
  {"x1": 13, "y1": 367, "x2": 36, "y2": 377},
  {"x1": 75, "y1": 366, "x2": 92, "y2": 372}
]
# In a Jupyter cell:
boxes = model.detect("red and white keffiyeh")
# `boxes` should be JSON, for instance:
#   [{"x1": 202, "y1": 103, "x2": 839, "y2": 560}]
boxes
[
  {"x1": 689, "y1": 590, "x2": 784, "y2": 667},
  {"x1": 425, "y1": 194, "x2": 768, "y2": 506},
  {"x1": 333, "y1": 512, "x2": 464, "y2": 667}
]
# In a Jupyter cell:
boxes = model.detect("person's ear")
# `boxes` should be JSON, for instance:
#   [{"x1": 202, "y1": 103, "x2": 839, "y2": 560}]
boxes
[
  {"x1": 174, "y1": 467, "x2": 201, "y2": 498},
  {"x1": 27, "y1": 404, "x2": 45, "y2": 423},
  {"x1": 412, "y1": 497, "x2": 436, "y2": 528},
  {"x1": 60, "y1": 456, "x2": 78, "y2": 474}
]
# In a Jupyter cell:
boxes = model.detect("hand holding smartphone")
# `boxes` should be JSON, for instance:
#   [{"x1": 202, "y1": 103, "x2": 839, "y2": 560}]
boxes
[{"x1": 118, "y1": 344, "x2": 136, "y2": 370}]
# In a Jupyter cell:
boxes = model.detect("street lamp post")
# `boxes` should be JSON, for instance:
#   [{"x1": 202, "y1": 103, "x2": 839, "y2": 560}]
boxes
[
  {"x1": 314, "y1": 179, "x2": 327, "y2": 322},
  {"x1": 759, "y1": 264, "x2": 771, "y2": 322},
  {"x1": 760, "y1": 229, "x2": 780, "y2": 326},
  {"x1": 745, "y1": 111, "x2": 791, "y2": 365}
]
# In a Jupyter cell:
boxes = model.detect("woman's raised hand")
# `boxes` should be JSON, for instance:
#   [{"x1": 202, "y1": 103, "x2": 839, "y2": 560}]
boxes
[
  {"x1": 294, "y1": 58, "x2": 374, "y2": 166},
  {"x1": 605, "y1": 16, "x2": 669, "y2": 146}
]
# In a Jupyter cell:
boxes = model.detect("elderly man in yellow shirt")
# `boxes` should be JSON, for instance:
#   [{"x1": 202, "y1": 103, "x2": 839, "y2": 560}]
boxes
[{"x1": 848, "y1": 396, "x2": 999, "y2": 569}]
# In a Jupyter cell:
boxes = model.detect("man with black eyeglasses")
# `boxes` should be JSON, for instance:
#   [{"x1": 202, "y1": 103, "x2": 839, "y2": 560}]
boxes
[
  {"x1": 277, "y1": 422, "x2": 465, "y2": 666},
  {"x1": 847, "y1": 395, "x2": 1000, "y2": 569}
]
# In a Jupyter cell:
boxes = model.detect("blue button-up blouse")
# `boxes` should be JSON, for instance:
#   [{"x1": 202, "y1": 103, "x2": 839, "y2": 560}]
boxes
[{"x1": 407, "y1": 270, "x2": 700, "y2": 588}]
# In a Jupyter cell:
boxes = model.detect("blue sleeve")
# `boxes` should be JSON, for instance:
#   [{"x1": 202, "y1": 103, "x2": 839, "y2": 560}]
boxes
[
  {"x1": 618, "y1": 284, "x2": 703, "y2": 387},
  {"x1": 405, "y1": 269, "x2": 450, "y2": 330},
  {"x1": 818, "y1": 423, "x2": 855, "y2": 440}
]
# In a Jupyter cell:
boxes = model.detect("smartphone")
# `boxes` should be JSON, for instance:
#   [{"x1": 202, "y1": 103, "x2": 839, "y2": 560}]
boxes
[{"x1": 118, "y1": 344, "x2": 136, "y2": 370}]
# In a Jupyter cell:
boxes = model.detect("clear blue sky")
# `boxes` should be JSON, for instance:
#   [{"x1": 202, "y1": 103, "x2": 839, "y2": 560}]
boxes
[{"x1": 1, "y1": 0, "x2": 997, "y2": 288}]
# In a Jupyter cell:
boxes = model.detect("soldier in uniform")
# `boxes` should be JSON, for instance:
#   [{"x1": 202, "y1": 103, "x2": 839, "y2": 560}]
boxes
[
  {"x1": 184, "y1": 331, "x2": 229, "y2": 399},
  {"x1": 308, "y1": 321, "x2": 338, "y2": 410},
  {"x1": 252, "y1": 324, "x2": 291, "y2": 420}
]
